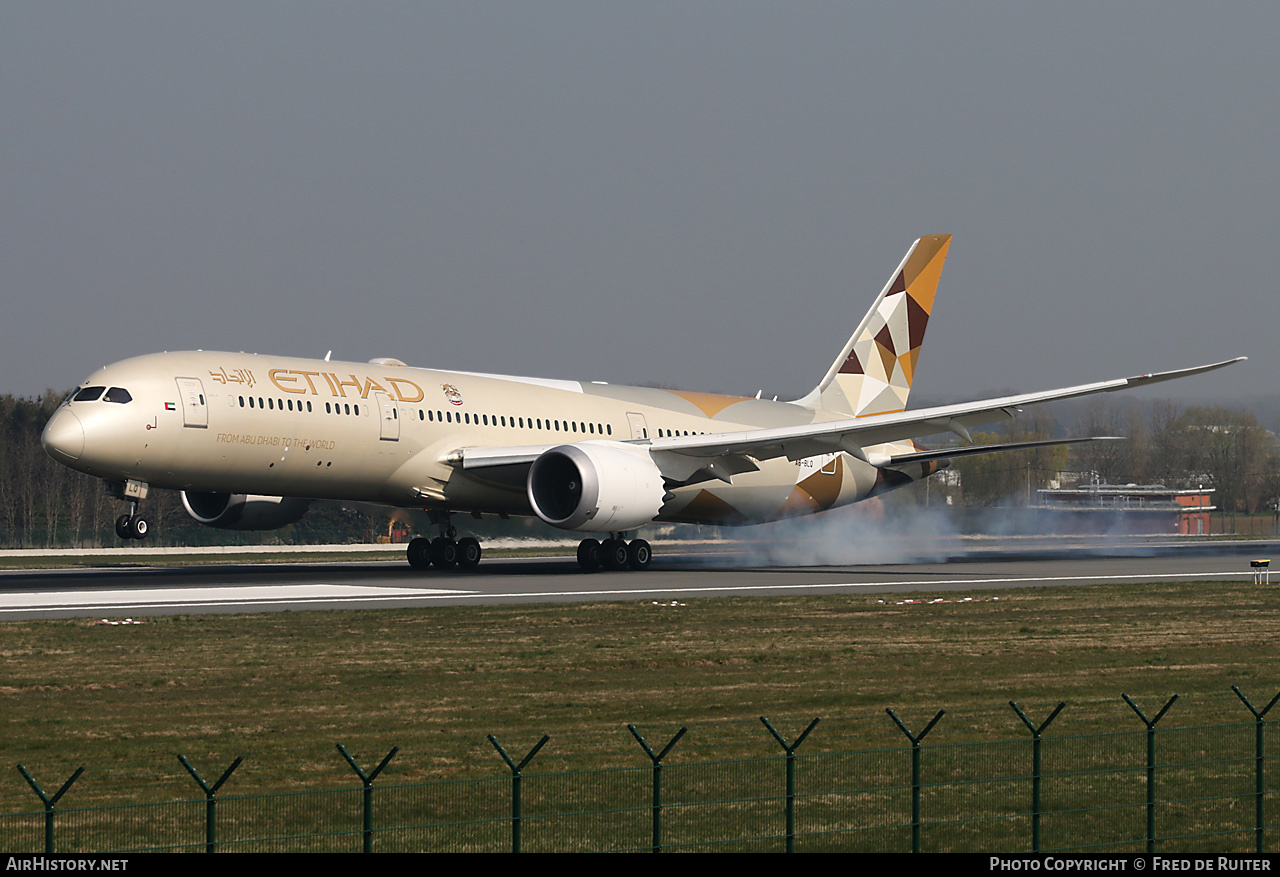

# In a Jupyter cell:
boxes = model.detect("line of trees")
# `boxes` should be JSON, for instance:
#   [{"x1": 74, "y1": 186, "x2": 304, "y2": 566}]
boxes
[{"x1": 951, "y1": 398, "x2": 1280, "y2": 516}]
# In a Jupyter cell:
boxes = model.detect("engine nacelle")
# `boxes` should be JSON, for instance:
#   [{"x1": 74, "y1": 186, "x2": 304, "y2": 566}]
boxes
[
  {"x1": 181, "y1": 491, "x2": 312, "y2": 530},
  {"x1": 527, "y1": 442, "x2": 666, "y2": 533}
]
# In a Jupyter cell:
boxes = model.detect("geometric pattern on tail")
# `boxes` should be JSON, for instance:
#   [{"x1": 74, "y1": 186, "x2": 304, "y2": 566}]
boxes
[{"x1": 837, "y1": 234, "x2": 951, "y2": 417}]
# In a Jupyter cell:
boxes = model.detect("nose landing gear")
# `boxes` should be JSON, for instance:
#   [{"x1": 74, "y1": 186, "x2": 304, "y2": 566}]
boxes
[{"x1": 114, "y1": 503, "x2": 150, "y2": 540}]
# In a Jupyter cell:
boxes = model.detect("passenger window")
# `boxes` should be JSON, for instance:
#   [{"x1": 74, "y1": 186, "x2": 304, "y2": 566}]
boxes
[{"x1": 73, "y1": 386, "x2": 106, "y2": 402}]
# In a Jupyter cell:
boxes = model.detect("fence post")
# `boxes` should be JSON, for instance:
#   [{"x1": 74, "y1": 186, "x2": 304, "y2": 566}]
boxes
[
  {"x1": 1232, "y1": 686, "x2": 1280, "y2": 854},
  {"x1": 336, "y1": 743, "x2": 398, "y2": 853},
  {"x1": 1123, "y1": 693, "x2": 1178, "y2": 853},
  {"x1": 760, "y1": 717, "x2": 820, "y2": 853},
  {"x1": 489, "y1": 734, "x2": 549, "y2": 853},
  {"x1": 177, "y1": 755, "x2": 243, "y2": 853},
  {"x1": 628, "y1": 724, "x2": 687, "y2": 853},
  {"x1": 16, "y1": 764, "x2": 84, "y2": 854},
  {"x1": 886, "y1": 708, "x2": 945, "y2": 853},
  {"x1": 1010, "y1": 701, "x2": 1066, "y2": 852}
]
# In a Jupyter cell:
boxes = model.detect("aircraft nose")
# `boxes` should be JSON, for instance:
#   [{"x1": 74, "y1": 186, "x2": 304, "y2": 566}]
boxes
[{"x1": 42, "y1": 408, "x2": 84, "y2": 461}]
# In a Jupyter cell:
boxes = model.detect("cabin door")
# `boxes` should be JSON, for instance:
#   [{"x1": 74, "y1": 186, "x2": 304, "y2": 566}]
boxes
[
  {"x1": 175, "y1": 378, "x2": 208, "y2": 429},
  {"x1": 626, "y1": 412, "x2": 649, "y2": 439},
  {"x1": 376, "y1": 392, "x2": 399, "y2": 441}
]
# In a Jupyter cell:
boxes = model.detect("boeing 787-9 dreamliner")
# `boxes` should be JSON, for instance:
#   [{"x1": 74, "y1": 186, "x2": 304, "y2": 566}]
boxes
[{"x1": 41, "y1": 235, "x2": 1243, "y2": 571}]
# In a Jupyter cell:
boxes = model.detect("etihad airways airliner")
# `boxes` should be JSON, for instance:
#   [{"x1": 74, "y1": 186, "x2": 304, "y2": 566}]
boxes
[{"x1": 41, "y1": 235, "x2": 1243, "y2": 571}]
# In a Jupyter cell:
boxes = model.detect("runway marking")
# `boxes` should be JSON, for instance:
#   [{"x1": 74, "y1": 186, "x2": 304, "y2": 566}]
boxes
[
  {"x1": 0, "y1": 570, "x2": 1254, "y2": 616},
  {"x1": 412, "y1": 570, "x2": 1254, "y2": 602},
  {"x1": 0, "y1": 584, "x2": 469, "y2": 612}
]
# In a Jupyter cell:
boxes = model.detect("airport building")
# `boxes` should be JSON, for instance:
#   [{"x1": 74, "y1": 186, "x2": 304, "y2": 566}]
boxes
[{"x1": 1031, "y1": 484, "x2": 1215, "y2": 535}]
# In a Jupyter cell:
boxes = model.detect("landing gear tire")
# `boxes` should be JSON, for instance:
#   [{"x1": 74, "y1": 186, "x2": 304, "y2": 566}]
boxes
[
  {"x1": 429, "y1": 537, "x2": 459, "y2": 569},
  {"x1": 627, "y1": 539, "x2": 652, "y2": 571},
  {"x1": 600, "y1": 538, "x2": 630, "y2": 571},
  {"x1": 457, "y1": 537, "x2": 482, "y2": 569},
  {"x1": 407, "y1": 537, "x2": 432, "y2": 570},
  {"x1": 579, "y1": 537, "x2": 654, "y2": 572},
  {"x1": 116, "y1": 514, "x2": 149, "y2": 540},
  {"x1": 576, "y1": 539, "x2": 601, "y2": 572}
]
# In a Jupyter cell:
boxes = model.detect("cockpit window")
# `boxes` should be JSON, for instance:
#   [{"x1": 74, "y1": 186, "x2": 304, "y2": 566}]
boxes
[
  {"x1": 103, "y1": 387, "x2": 132, "y2": 404},
  {"x1": 73, "y1": 386, "x2": 106, "y2": 402}
]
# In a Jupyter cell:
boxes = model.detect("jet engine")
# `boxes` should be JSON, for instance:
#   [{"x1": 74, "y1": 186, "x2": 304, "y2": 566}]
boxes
[
  {"x1": 527, "y1": 442, "x2": 666, "y2": 532},
  {"x1": 181, "y1": 491, "x2": 313, "y2": 530}
]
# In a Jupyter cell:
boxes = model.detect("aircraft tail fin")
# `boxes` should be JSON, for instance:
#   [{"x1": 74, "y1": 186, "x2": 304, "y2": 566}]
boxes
[{"x1": 795, "y1": 234, "x2": 951, "y2": 417}]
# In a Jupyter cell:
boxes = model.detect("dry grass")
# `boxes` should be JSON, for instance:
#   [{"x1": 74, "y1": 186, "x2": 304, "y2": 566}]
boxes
[{"x1": 1, "y1": 579, "x2": 1277, "y2": 812}]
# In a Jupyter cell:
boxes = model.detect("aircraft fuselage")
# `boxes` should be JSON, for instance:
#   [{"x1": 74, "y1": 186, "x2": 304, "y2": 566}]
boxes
[{"x1": 42, "y1": 350, "x2": 919, "y2": 527}]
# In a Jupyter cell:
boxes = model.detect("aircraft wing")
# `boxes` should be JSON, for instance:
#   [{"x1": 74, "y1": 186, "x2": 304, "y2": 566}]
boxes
[
  {"x1": 451, "y1": 358, "x2": 1243, "y2": 481},
  {"x1": 646, "y1": 358, "x2": 1244, "y2": 465}
]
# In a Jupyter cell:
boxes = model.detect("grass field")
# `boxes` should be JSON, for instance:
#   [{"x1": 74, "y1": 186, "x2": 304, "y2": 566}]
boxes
[{"x1": 1, "y1": 578, "x2": 1277, "y2": 814}]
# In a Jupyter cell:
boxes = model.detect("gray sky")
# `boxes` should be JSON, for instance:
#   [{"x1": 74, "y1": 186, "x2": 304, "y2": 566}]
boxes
[{"x1": 3, "y1": 3, "x2": 1275, "y2": 403}]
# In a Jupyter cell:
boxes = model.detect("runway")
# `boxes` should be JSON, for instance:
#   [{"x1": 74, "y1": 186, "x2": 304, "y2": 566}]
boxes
[{"x1": 1, "y1": 538, "x2": 1275, "y2": 620}]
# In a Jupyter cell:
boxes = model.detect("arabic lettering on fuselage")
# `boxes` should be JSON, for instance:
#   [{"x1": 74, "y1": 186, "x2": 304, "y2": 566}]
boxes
[{"x1": 207, "y1": 367, "x2": 257, "y2": 389}]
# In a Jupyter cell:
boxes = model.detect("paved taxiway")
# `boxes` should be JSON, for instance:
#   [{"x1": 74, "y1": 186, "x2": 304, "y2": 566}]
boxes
[{"x1": 1, "y1": 539, "x2": 1275, "y2": 620}]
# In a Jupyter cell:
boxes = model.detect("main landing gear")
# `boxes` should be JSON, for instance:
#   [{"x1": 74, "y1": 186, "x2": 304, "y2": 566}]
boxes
[
  {"x1": 406, "y1": 511, "x2": 482, "y2": 571},
  {"x1": 577, "y1": 535, "x2": 651, "y2": 572},
  {"x1": 114, "y1": 503, "x2": 150, "y2": 540},
  {"x1": 406, "y1": 534, "x2": 482, "y2": 571}
]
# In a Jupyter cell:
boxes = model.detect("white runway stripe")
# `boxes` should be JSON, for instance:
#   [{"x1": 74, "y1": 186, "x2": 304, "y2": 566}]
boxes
[
  {"x1": 0, "y1": 570, "x2": 1253, "y2": 616},
  {"x1": 0, "y1": 584, "x2": 468, "y2": 611},
  {"x1": 430, "y1": 570, "x2": 1255, "y2": 602}
]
